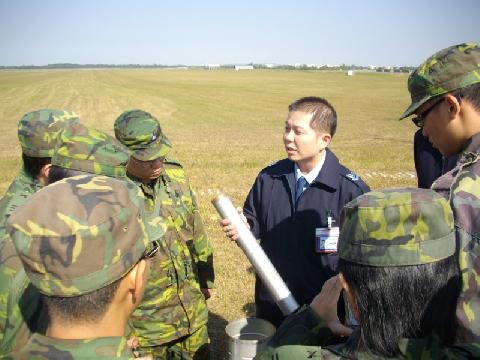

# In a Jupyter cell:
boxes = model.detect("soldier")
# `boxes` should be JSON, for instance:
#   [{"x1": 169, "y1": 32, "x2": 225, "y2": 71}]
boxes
[
  {"x1": 4, "y1": 175, "x2": 153, "y2": 359},
  {"x1": 0, "y1": 122, "x2": 133, "y2": 354},
  {"x1": 114, "y1": 110, "x2": 214, "y2": 359},
  {"x1": 0, "y1": 109, "x2": 80, "y2": 229},
  {"x1": 254, "y1": 188, "x2": 480, "y2": 359},
  {"x1": 399, "y1": 42, "x2": 480, "y2": 340}
]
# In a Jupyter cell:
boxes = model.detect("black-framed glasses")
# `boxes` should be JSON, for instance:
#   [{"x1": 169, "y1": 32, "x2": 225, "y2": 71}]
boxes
[
  {"x1": 411, "y1": 96, "x2": 445, "y2": 128},
  {"x1": 142, "y1": 241, "x2": 160, "y2": 260}
]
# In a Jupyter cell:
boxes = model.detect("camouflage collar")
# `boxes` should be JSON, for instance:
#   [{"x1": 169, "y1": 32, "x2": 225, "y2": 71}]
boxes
[{"x1": 459, "y1": 132, "x2": 480, "y2": 164}]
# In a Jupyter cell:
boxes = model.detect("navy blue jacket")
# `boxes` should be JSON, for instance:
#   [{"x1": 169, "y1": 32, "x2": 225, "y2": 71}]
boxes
[{"x1": 243, "y1": 149, "x2": 370, "y2": 326}]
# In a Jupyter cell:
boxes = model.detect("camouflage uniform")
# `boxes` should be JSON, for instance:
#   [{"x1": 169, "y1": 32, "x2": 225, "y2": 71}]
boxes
[
  {"x1": 0, "y1": 109, "x2": 80, "y2": 231},
  {"x1": 0, "y1": 124, "x2": 132, "y2": 354},
  {"x1": 4, "y1": 174, "x2": 149, "y2": 359},
  {"x1": 0, "y1": 110, "x2": 80, "y2": 351},
  {"x1": 255, "y1": 188, "x2": 480, "y2": 359},
  {"x1": 115, "y1": 110, "x2": 214, "y2": 359},
  {"x1": 400, "y1": 43, "x2": 480, "y2": 341}
]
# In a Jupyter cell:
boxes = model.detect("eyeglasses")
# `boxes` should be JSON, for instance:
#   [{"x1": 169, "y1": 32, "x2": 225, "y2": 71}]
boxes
[
  {"x1": 411, "y1": 97, "x2": 445, "y2": 128},
  {"x1": 142, "y1": 241, "x2": 160, "y2": 260}
]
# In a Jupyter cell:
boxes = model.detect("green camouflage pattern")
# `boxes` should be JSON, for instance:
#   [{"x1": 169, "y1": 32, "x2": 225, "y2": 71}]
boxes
[
  {"x1": 140, "y1": 324, "x2": 210, "y2": 359},
  {"x1": 254, "y1": 306, "x2": 480, "y2": 360},
  {"x1": 52, "y1": 123, "x2": 130, "y2": 179},
  {"x1": 6, "y1": 175, "x2": 148, "y2": 296},
  {"x1": 400, "y1": 42, "x2": 480, "y2": 119},
  {"x1": 432, "y1": 132, "x2": 480, "y2": 341},
  {"x1": 5, "y1": 333, "x2": 135, "y2": 359},
  {"x1": 114, "y1": 109, "x2": 172, "y2": 161},
  {"x1": 0, "y1": 168, "x2": 42, "y2": 236},
  {"x1": 128, "y1": 159, "x2": 213, "y2": 351},
  {"x1": 338, "y1": 188, "x2": 455, "y2": 267},
  {"x1": 17, "y1": 109, "x2": 80, "y2": 157}
]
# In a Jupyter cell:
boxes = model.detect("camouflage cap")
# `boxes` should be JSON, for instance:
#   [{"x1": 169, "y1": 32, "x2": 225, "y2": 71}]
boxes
[
  {"x1": 400, "y1": 43, "x2": 480, "y2": 119},
  {"x1": 114, "y1": 110, "x2": 172, "y2": 161},
  {"x1": 338, "y1": 188, "x2": 455, "y2": 267},
  {"x1": 52, "y1": 123, "x2": 130, "y2": 179},
  {"x1": 6, "y1": 175, "x2": 149, "y2": 296},
  {"x1": 18, "y1": 109, "x2": 81, "y2": 157}
]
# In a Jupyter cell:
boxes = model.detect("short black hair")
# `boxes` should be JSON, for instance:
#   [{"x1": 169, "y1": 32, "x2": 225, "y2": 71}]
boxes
[
  {"x1": 455, "y1": 83, "x2": 480, "y2": 112},
  {"x1": 48, "y1": 165, "x2": 88, "y2": 184},
  {"x1": 288, "y1": 96, "x2": 337, "y2": 136},
  {"x1": 338, "y1": 255, "x2": 460, "y2": 357},
  {"x1": 22, "y1": 154, "x2": 51, "y2": 179},
  {"x1": 41, "y1": 277, "x2": 121, "y2": 324}
]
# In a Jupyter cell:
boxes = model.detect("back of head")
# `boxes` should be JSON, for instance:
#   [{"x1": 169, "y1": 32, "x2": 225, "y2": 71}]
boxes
[
  {"x1": 6, "y1": 175, "x2": 149, "y2": 323},
  {"x1": 49, "y1": 122, "x2": 130, "y2": 183},
  {"x1": 400, "y1": 42, "x2": 480, "y2": 119},
  {"x1": 338, "y1": 188, "x2": 459, "y2": 356},
  {"x1": 114, "y1": 109, "x2": 171, "y2": 161},
  {"x1": 18, "y1": 109, "x2": 80, "y2": 158},
  {"x1": 288, "y1": 96, "x2": 337, "y2": 136}
]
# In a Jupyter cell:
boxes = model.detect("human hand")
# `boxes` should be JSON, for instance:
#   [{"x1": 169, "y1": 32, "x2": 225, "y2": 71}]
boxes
[
  {"x1": 219, "y1": 207, "x2": 249, "y2": 241},
  {"x1": 310, "y1": 276, "x2": 353, "y2": 337},
  {"x1": 201, "y1": 288, "x2": 212, "y2": 300}
]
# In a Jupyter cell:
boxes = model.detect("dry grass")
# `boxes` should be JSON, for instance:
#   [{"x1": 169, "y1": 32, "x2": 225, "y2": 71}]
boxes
[{"x1": 0, "y1": 69, "x2": 417, "y2": 359}]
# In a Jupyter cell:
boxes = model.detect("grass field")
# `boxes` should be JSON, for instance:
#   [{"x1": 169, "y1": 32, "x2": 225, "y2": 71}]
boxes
[{"x1": 0, "y1": 69, "x2": 417, "y2": 358}]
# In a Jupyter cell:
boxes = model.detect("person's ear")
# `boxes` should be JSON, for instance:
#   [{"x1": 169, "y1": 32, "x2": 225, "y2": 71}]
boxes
[
  {"x1": 39, "y1": 163, "x2": 52, "y2": 185},
  {"x1": 444, "y1": 94, "x2": 461, "y2": 118},
  {"x1": 127, "y1": 259, "x2": 148, "y2": 305},
  {"x1": 318, "y1": 132, "x2": 332, "y2": 149}
]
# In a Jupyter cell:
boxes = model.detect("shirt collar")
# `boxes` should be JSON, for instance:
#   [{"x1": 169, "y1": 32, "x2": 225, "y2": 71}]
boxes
[{"x1": 294, "y1": 151, "x2": 326, "y2": 184}]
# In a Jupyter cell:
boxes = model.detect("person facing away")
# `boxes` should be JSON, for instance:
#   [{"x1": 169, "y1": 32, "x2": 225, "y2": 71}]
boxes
[
  {"x1": 221, "y1": 96, "x2": 370, "y2": 327},
  {"x1": 0, "y1": 109, "x2": 80, "y2": 231},
  {"x1": 114, "y1": 110, "x2": 214, "y2": 359},
  {"x1": 254, "y1": 188, "x2": 480, "y2": 359},
  {"x1": 4, "y1": 174, "x2": 154, "y2": 359},
  {"x1": 399, "y1": 42, "x2": 480, "y2": 341},
  {"x1": 0, "y1": 122, "x2": 135, "y2": 355}
]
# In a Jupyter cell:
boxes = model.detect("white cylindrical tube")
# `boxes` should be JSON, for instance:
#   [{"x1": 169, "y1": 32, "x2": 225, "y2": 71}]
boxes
[{"x1": 212, "y1": 194, "x2": 299, "y2": 315}]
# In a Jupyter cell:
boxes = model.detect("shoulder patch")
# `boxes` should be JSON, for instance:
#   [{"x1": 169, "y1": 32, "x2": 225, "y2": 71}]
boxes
[{"x1": 345, "y1": 172, "x2": 359, "y2": 182}]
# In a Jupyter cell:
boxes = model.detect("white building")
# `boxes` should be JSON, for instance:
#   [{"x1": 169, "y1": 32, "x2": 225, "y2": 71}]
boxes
[{"x1": 234, "y1": 65, "x2": 254, "y2": 71}]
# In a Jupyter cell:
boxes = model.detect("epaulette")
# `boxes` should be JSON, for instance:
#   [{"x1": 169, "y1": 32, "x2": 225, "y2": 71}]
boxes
[{"x1": 340, "y1": 166, "x2": 361, "y2": 183}]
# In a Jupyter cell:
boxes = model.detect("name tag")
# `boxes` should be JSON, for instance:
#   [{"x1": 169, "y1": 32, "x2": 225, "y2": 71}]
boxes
[{"x1": 315, "y1": 227, "x2": 339, "y2": 253}]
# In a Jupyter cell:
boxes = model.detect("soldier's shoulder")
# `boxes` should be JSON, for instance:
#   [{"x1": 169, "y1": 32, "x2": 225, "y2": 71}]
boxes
[{"x1": 339, "y1": 166, "x2": 370, "y2": 192}]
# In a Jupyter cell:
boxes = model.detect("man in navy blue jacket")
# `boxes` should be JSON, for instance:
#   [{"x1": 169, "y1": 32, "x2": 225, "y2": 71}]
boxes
[{"x1": 222, "y1": 97, "x2": 369, "y2": 327}]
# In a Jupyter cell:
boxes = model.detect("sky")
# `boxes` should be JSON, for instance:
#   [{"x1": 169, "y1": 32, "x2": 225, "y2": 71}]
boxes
[{"x1": 0, "y1": 0, "x2": 479, "y2": 67}]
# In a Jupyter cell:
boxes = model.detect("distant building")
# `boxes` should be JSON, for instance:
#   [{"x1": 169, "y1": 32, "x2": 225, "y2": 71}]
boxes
[
  {"x1": 234, "y1": 65, "x2": 254, "y2": 71},
  {"x1": 205, "y1": 64, "x2": 220, "y2": 69}
]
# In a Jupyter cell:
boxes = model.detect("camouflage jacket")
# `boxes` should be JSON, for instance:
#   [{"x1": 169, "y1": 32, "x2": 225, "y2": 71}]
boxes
[
  {"x1": 0, "y1": 168, "x2": 42, "y2": 234},
  {"x1": 0, "y1": 233, "x2": 47, "y2": 354},
  {"x1": 4, "y1": 333, "x2": 135, "y2": 359},
  {"x1": 128, "y1": 159, "x2": 214, "y2": 347},
  {"x1": 255, "y1": 306, "x2": 480, "y2": 359},
  {"x1": 432, "y1": 132, "x2": 480, "y2": 341}
]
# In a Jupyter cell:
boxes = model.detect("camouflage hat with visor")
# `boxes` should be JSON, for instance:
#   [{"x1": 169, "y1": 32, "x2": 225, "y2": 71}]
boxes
[
  {"x1": 400, "y1": 42, "x2": 480, "y2": 119},
  {"x1": 338, "y1": 188, "x2": 455, "y2": 267},
  {"x1": 18, "y1": 109, "x2": 81, "y2": 157},
  {"x1": 52, "y1": 123, "x2": 130, "y2": 179},
  {"x1": 114, "y1": 110, "x2": 171, "y2": 161},
  {"x1": 6, "y1": 175, "x2": 149, "y2": 296}
]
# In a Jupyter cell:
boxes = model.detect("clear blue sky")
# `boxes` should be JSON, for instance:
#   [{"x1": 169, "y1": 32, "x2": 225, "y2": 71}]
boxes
[{"x1": 0, "y1": 0, "x2": 478, "y2": 67}]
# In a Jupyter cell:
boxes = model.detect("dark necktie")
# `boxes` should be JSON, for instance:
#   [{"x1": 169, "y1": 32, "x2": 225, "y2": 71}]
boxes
[{"x1": 295, "y1": 176, "x2": 308, "y2": 205}]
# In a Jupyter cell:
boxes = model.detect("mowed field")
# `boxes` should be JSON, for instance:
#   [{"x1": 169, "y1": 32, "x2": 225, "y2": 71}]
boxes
[{"x1": 0, "y1": 69, "x2": 417, "y2": 358}]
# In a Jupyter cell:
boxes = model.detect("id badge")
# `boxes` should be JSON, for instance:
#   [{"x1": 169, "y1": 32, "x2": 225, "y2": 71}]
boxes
[{"x1": 315, "y1": 227, "x2": 339, "y2": 253}]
